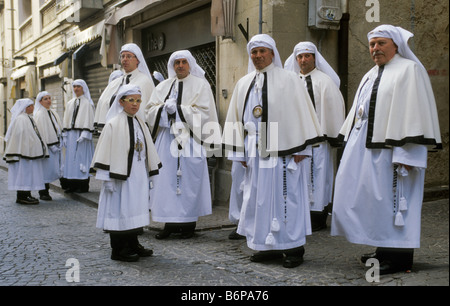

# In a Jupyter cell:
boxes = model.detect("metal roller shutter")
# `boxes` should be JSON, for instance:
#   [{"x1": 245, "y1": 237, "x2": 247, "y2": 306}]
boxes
[{"x1": 83, "y1": 63, "x2": 111, "y2": 108}]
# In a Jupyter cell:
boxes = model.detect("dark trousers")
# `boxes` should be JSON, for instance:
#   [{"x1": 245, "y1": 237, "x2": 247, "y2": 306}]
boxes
[
  {"x1": 109, "y1": 228, "x2": 142, "y2": 253},
  {"x1": 17, "y1": 190, "x2": 33, "y2": 199},
  {"x1": 376, "y1": 247, "x2": 414, "y2": 269},
  {"x1": 64, "y1": 178, "x2": 90, "y2": 192},
  {"x1": 39, "y1": 183, "x2": 50, "y2": 196},
  {"x1": 163, "y1": 222, "x2": 196, "y2": 234}
]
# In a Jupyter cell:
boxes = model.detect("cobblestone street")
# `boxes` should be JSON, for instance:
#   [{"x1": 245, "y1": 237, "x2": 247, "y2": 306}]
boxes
[{"x1": 0, "y1": 166, "x2": 448, "y2": 289}]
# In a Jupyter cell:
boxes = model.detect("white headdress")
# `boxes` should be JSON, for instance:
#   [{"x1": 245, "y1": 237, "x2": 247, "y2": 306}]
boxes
[
  {"x1": 153, "y1": 71, "x2": 165, "y2": 83},
  {"x1": 284, "y1": 41, "x2": 341, "y2": 87},
  {"x1": 5, "y1": 98, "x2": 34, "y2": 142},
  {"x1": 167, "y1": 50, "x2": 206, "y2": 80},
  {"x1": 120, "y1": 43, "x2": 152, "y2": 79},
  {"x1": 367, "y1": 24, "x2": 425, "y2": 70},
  {"x1": 105, "y1": 84, "x2": 142, "y2": 124},
  {"x1": 72, "y1": 79, "x2": 94, "y2": 107},
  {"x1": 34, "y1": 91, "x2": 51, "y2": 116},
  {"x1": 109, "y1": 70, "x2": 124, "y2": 84},
  {"x1": 246, "y1": 34, "x2": 283, "y2": 73}
]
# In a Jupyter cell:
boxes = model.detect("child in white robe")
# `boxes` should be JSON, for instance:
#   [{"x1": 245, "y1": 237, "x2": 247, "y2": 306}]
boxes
[
  {"x1": 91, "y1": 84, "x2": 161, "y2": 262},
  {"x1": 3, "y1": 99, "x2": 48, "y2": 205}
]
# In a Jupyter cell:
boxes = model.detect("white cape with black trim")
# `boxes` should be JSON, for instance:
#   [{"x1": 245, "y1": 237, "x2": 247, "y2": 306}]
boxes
[
  {"x1": 90, "y1": 111, "x2": 161, "y2": 180},
  {"x1": 145, "y1": 74, "x2": 221, "y2": 154},
  {"x1": 222, "y1": 64, "x2": 323, "y2": 156},
  {"x1": 63, "y1": 95, "x2": 95, "y2": 132},
  {"x1": 3, "y1": 113, "x2": 48, "y2": 162},
  {"x1": 338, "y1": 54, "x2": 441, "y2": 150},
  {"x1": 34, "y1": 107, "x2": 62, "y2": 147}
]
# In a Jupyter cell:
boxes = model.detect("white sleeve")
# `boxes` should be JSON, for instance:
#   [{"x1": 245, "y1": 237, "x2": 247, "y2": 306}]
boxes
[
  {"x1": 95, "y1": 169, "x2": 111, "y2": 181},
  {"x1": 392, "y1": 143, "x2": 428, "y2": 169}
]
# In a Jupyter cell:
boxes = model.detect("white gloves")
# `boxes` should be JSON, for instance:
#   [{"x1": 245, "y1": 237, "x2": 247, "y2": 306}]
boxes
[
  {"x1": 77, "y1": 131, "x2": 92, "y2": 143},
  {"x1": 49, "y1": 145, "x2": 60, "y2": 154},
  {"x1": 62, "y1": 133, "x2": 67, "y2": 147},
  {"x1": 164, "y1": 98, "x2": 177, "y2": 115},
  {"x1": 104, "y1": 180, "x2": 116, "y2": 193}
]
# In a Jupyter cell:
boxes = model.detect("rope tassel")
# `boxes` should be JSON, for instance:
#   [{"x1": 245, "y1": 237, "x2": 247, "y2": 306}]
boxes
[
  {"x1": 271, "y1": 218, "x2": 280, "y2": 232},
  {"x1": 265, "y1": 233, "x2": 276, "y2": 246},
  {"x1": 395, "y1": 211, "x2": 405, "y2": 227},
  {"x1": 399, "y1": 196, "x2": 408, "y2": 211}
]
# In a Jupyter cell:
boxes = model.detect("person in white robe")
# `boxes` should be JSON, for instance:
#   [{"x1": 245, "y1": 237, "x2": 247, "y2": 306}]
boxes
[
  {"x1": 331, "y1": 25, "x2": 442, "y2": 275},
  {"x1": 62, "y1": 79, "x2": 95, "y2": 193},
  {"x1": 3, "y1": 98, "x2": 48, "y2": 205},
  {"x1": 152, "y1": 71, "x2": 165, "y2": 86},
  {"x1": 91, "y1": 84, "x2": 162, "y2": 262},
  {"x1": 284, "y1": 42, "x2": 345, "y2": 231},
  {"x1": 227, "y1": 159, "x2": 246, "y2": 240},
  {"x1": 33, "y1": 91, "x2": 63, "y2": 201},
  {"x1": 222, "y1": 34, "x2": 323, "y2": 268},
  {"x1": 146, "y1": 50, "x2": 221, "y2": 239},
  {"x1": 94, "y1": 43, "x2": 155, "y2": 134}
]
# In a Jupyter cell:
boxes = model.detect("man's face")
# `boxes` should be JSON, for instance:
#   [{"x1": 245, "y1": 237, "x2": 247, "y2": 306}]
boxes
[
  {"x1": 73, "y1": 85, "x2": 84, "y2": 97},
  {"x1": 369, "y1": 37, "x2": 398, "y2": 66},
  {"x1": 250, "y1": 47, "x2": 274, "y2": 70},
  {"x1": 120, "y1": 51, "x2": 139, "y2": 73},
  {"x1": 296, "y1": 53, "x2": 316, "y2": 74},
  {"x1": 173, "y1": 58, "x2": 190, "y2": 79},
  {"x1": 40, "y1": 95, "x2": 52, "y2": 110},
  {"x1": 119, "y1": 94, "x2": 142, "y2": 116}
]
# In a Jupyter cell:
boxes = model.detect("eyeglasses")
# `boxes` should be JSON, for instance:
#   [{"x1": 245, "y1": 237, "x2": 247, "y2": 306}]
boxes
[
  {"x1": 121, "y1": 98, "x2": 142, "y2": 104},
  {"x1": 120, "y1": 54, "x2": 137, "y2": 60}
]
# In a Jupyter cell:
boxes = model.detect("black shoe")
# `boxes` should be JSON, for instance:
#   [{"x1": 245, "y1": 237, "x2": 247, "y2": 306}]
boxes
[
  {"x1": 282, "y1": 256, "x2": 304, "y2": 268},
  {"x1": 282, "y1": 246, "x2": 305, "y2": 268},
  {"x1": 361, "y1": 252, "x2": 378, "y2": 264},
  {"x1": 16, "y1": 196, "x2": 39, "y2": 205},
  {"x1": 64, "y1": 188, "x2": 76, "y2": 193},
  {"x1": 311, "y1": 222, "x2": 327, "y2": 232},
  {"x1": 133, "y1": 244, "x2": 153, "y2": 257},
  {"x1": 379, "y1": 260, "x2": 412, "y2": 275},
  {"x1": 180, "y1": 231, "x2": 195, "y2": 239},
  {"x1": 155, "y1": 229, "x2": 171, "y2": 240},
  {"x1": 40, "y1": 194, "x2": 52, "y2": 201},
  {"x1": 311, "y1": 210, "x2": 328, "y2": 232},
  {"x1": 111, "y1": 248, "x2": 139, "y2": 262},
  {"x1": 228, "y1": 228, "x2": 245, "y2": 240},
  {"x1": 250, "y1": 251, "x2": 283, "y2": 262}
]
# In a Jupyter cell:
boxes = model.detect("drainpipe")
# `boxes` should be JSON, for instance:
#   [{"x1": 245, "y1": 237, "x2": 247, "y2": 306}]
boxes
[
  {"x1": 338, "y1": 0, "x2": 349, "y2": 108},
  {"x1": 259, "y1": 0, "x2": 263, "y2": 34},
  {"x1": 336, "y1": 0, "x2": 349, "y2": 165}
]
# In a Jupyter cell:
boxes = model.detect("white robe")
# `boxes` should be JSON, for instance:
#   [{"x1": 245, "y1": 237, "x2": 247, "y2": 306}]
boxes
[
  {"x1": 34, "y1": 108, "x2": 63, "y2": 183},
  {"x1": 95, "y1": 118, "x2": 152, "y2": 231},
  {"x1": 62, "y1": 95, "x2": 95, "y2": 180},
  {"x1": 228, "y1": 161, "x2": 245, "y2": 224},
  {"x1": 331, "y1": 59, "x2": 431, "y2": 249},
  {"x1": 299, "y1": 69, "x2": 345, "y2": 212},
  {"x1": 226, "y1": 66, "x2": 317, "y2": 251}
]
